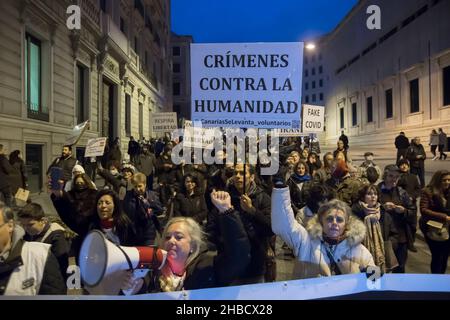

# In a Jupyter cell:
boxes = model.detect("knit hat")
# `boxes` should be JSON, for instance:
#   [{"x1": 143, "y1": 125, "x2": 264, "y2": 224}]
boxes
[
  {"x1": 72, "y1": 164, "x2": 85, "y2": 174},
  {"x1": 397, "y1": 159, "x2": 410, "y2": 167}
]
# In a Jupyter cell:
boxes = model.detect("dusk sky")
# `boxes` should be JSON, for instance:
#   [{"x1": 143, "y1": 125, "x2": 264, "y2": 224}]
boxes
[{"x1": 171, "y1": 0, "x2": 359, "y2": 43}]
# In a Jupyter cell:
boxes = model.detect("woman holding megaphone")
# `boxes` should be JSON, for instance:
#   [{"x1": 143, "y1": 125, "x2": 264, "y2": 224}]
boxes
[{"x1": 120, "y1": 190, "x2": 251, "y2": 293}]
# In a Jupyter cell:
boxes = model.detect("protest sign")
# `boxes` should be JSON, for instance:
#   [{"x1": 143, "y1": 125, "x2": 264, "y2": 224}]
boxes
[
  {"x1": 302, "y1": 104, "x2": 325, "y2": 133},
  {"x1": 84, "y1": 137, "x2": 107, "y2": 158},
  {"x1": 191, "y1": 42, "x2": 303, "y2": 129},
  {"x1": 151, "y1": 112, "x2": 178, "y2": 133},
  {"x1": 182, "y1": 120, "x2": 217, "y2": 149}
]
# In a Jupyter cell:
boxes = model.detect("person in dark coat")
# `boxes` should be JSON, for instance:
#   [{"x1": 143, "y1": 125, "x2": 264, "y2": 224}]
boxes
[
  {"x1": 378, "y1": 164, "x2": 417, "y2": 273},
  {"x1": 0, "y1": 203, "x2": 66, "y2": 295},
  {"x1": 205, "y1": 164, "x2": 272, "y2": 284},
  {"x1": 50, "y1": 173, "x2": 98, "y2": 260},
  {"x1": 47, "y1": 145, "x2": 78, "y2": 185},
  {"x1": 17, "y1": 202, "x2": 69, "y2": 280},
  {"x1": 287, "y1": 160, "x2": 312, "y2": 212},
  {"x1": 395, "y1": 132, "x2": 410, "y2": 164},
  {"x1": 122, "y1": 173, "x2": 163, "y2": 245},
  {"x1": 173, "y1": 174, "x2": 207, "y2": 225},
  {"x1": 135, "y1": 145, "x2": 157, "y2": 191},
  {"x1": 419, "y1": 170, "x2": 450, "y2": 274},
  {"x1": 406, "y1": 137, "x2": 427, "y2": 188},
  {"x1": 8, "y1": 150, "x2": 27, "y2": 195},
  {"x1": 398, "y1": 159, "x2": 421, "y2": 202},
  {"x1": 107, "y1": 138, "x2": 122, "y2": 169},
  {"x1": 123, "y1": 191, "x2": 251, "y2": 294},
  {"x1": 127, "y1": 136, "x2": 140, "y2": 165},
  {"x1": 339, "y1": 131, "x2": 349, "y2": 150},
  {"x1": 438, "y1": 128, "x2": 448, "y2": 160},
  {"x1": 0, "y1": 144, "x2": 16, "y2": 206}
]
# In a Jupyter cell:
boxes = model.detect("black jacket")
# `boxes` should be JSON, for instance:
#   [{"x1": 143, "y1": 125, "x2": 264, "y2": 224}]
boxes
[
  {"x1": 406, "y1": 144, "x2": 426, "y2": 168},
  {"x1": 377, "y1": 183, "x2": 417, "y2": 244},
  {"x1": 0, "y1": 239, "x2": 66, "y2": 295},
  {"x1": 205, "y1": 182, "x2": 272, "y2": 279},
  {"x1": 145, "y1": 210, "x2": 251, "y2": 292},
  {"x1": 287, "y1": 174, "x2": 312, "y2": 212},
  {"x1": 398, "y1": 172, "x2": 421, "y2": 200},
  {"x1": 173, "y1": 191, "x2": 207, "y2": 224},
  {"x1": 123, "y1": 190, "x2": 163, "y2": 244},
  {"x1": 395, "y1": 135, "x2": 410, "y2": 149},
  {"x1": 0, "y1": 154, "x2": 15, "y2": 190}
]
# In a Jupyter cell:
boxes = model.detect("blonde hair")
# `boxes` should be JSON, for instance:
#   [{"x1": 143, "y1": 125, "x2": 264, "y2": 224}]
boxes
[
  {"x1": 158, "y1": 217, "x2": 206, "y2": 292},
  {"x1": 131, "y1": 172, "x2": 146, "y2": 185}
]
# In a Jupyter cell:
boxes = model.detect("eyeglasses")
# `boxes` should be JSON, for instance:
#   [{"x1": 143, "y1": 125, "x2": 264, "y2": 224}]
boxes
[{"x1": 325, "y1": 215, "x2": 345, "y2": 224}]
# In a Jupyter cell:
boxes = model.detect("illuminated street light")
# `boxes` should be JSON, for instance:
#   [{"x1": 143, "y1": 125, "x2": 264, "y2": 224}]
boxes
[{"x1": 306, "y1": 43, "x2": 316, "y2": 50}]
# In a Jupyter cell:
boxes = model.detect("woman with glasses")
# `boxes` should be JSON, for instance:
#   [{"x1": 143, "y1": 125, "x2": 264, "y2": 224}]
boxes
[{"x1": 271, "y1": 183, "x2": 375, "y2": 279}]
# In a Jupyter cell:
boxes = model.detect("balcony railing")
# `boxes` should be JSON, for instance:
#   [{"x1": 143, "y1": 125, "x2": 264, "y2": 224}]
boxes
[{"x1": 27, "y1": 103, "x2": 49, "y2": 122}]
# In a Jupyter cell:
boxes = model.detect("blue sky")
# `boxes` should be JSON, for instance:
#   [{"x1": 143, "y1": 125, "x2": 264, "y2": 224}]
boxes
[{"x1": 171, "y1": 0, "x2": 359, "y2": 43}]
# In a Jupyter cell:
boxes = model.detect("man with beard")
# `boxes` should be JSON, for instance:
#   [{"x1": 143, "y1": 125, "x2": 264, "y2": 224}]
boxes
[
  {"x1": 205, "y1": 163, "x2": 272, "y2": 284},
  {"x1": 47, "y1": 145, "x2": 78, "y2": 186}
]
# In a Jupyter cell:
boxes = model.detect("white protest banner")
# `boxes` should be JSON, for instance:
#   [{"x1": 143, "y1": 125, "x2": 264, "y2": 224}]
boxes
[
  {"x1": 182, "y1": 120, "x2": 216, "y2": 149},
  {"x1": 191, "y1": 42, "x2": 303, "y2": 129},
  {"x1": 84, "y1": 137, "x2": 107, "y2": 158},
  {"x1": 66, "y1": 120, "x2": 89, "y2": 145},
  {"x1": 302, "y1": 104, "x2": 325, "y2": 133},
  {"x1": 273, "y1": 128, "x2": 309, "y2": 137},
  {"x1": 151, "y1": 112, "x2": 178, "y2": 133}
]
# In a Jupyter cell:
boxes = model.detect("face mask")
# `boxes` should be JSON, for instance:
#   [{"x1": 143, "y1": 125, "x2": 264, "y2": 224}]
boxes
[{"x1": 75, "y1": 184, "x2": 87, "y2": 191}]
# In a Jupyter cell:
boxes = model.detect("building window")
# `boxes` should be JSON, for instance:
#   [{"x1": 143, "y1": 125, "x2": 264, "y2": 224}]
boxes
[
  {"x1": 25, "y1": 33, "x2": 47, "y2": 121},
  {"x1": 173, "y1": 82, "x2": 180, "y2": 96},
  {"x1": 319, "y1": 53, "x2": 322, "y2": 60},
  {"x1": 76, "y1": 64, "x2": 89, "y2": 122},
  {"x1": 305, "y1": 95, "x2": 309, "y2": 103},
  {"x1": 312, "y1": 68, "x2": 316, "y2": 76},
  {"x1": 305, "y1": 82, "x2": 309, "y2": 90},
  {"x1": 340, "y1": 108, "x2": 345, "y2": 129},
  {"x1": 319, "y1": 66, "x2": 323, "y2": 74},
  {"x1": 312, "y1": 81, "x2": 316, "y2": 89},
  {"x1": 352, "y1": 102, "x2": 357, "y2": 126},
  {"x1": 367, "y1": 96, "x2": 373, "y2": 123},
  {"x1": 385, "y1": 89, "x2": 393, "y2": 118},
  {"x1": 120, "y1": 18, "x2": 126, "y2": 33},
  {"x1": 125, "y1": 93, "x2": 131, "y2": 136},
  {"x1": 319, "y1": 79, "x2": 323, "y2": 87},
  {"x1": 319, "y1": 93, "x2": 323, "y2": 101},
  {"x1": 409, "y1": 78, "x2": 420, "y2": 113},
  {"x1": 312, "y1": 94, "x2": 316, "y2": 102},
  {"x1": 304, "y1": 69, "x2": 308, "y2": 77},
  {"x1": 173, "y1": 63, "x2": 180, "y2": 73},
  {"x1": 100, "y1": 0, "x2": 107, "y2": 12},
  {"x1": 172, "y1": 46, "x2": 180, "y2": 56},
  {"x1": 304, "y1": 56, "x2": 308, "y2": 65},
  {"x1": 443, "y1": 65, "x2": 450, "y2": 106}
]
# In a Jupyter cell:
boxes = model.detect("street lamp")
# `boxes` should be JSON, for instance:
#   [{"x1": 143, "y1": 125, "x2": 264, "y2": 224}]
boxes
[{"x1": 306, "y1": 43, "x2": 316, "y2": 50}]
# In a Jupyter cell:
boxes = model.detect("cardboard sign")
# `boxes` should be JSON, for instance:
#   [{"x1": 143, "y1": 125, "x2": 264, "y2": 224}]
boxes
[
  {"x1": 84, "y1": 138, "x2": 107, "y2": 158},
  {"x1": 191, "y1": 42, "x2": 303, "y2": 129},
  {"x1": 151, "y1": 113, "x2": 178, "y2": 133},
  {"x1": 15, "y1": 188, "x2": 30, "y2": 202},
  {"x1": 302, "y1": 104, "x2": 325, "y2": 133},
  {"x1": 182, "y1": 120, "x2": 217, "y2": 149}
]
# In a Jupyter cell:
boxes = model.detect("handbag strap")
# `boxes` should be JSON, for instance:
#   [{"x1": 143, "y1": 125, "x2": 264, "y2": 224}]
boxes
[{"x1": 322, "y1": 242, "x2": 342, "y2": 275}]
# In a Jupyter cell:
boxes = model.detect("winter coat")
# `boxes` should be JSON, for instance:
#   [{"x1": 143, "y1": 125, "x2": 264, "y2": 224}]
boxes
[
  {"x1": 0, "y1": 154, "x2": 15, "y2": 190},
  {"x1": 395, "y1": 135, "x2": 410, "y2": 149},
  {"x1": 128, "y1": 140, "x2": 140, "y2": 156},
  {"x1": 271, "y1": 187, "x2": 375, "y2": 279},
  {"x1": 398, "y1": 172, "x2": 421, "y2": 200},
  {"x1": 377, "y1": 183, "x2": 417, "y2": 244},
  {"x1": 419, "y1": 188, "x2": 450, "y2": 225},
  {"x1": 87, "y1": 216, "x2": 146, "y2": 247},
  {"x1": 122, "y1": 190, "x2": 163, "y2": 244},
  {"x1": 336, "y1": 175, "x2": 366, "y2": 206},
  {"x1": 438, "y1": 132, "x2": 447, "y2": 146},
  {"x1": 8, "y1": 159, "x2": 27, "y2": 195},
  {"x1": 313, "y1": 167, "x2": 332, "y2": 185},
  {"x1": 173, "y1": 190, "x2": 207, "y2": 224},
  {"x1": 429, "y1": 133, "x2": 440, "y2": 146},
  {"x1": 47, "y1": 155, "x2": 78, "y2": 183},
  {"x1": 145, "y1": 209, "x2": 251, "y2": 292},
  {"x1": 287, "y1": 174, "x2": 312, "y2": 211},
  {"x1": 24, "y1": 222, "x2": 70, "y2": 280},
  {"x1": 1, "y1": 227, "x2": 66, "y2": 295},
  {"x1": 406, "y1": 144, "x2": 426, "y2": 169},
  {"x1": 136, "y1": 153, "x2": 157, "y2": 176},
  {"x1": 205, "y1": 182, "x2": 272, "y2": 279}
]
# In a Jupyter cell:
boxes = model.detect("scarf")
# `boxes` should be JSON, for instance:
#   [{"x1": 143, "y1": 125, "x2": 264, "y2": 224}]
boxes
[
  {"x1": 290, "y1": 173, "x2": 311, "y2": 184},
  {"x1": 100, "y1": 219, "x2": 114, "y2": 230},
  {"x1": 362, "y1": 211, "x2": 386, "y2": 274}
]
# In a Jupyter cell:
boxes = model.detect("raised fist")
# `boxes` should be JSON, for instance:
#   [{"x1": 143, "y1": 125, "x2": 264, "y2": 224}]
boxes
[{"x1": 211, "y1": 190, "x2": 233, "y2": 213}]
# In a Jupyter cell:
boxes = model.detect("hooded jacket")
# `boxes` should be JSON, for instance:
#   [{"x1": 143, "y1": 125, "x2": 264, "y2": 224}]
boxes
[{"x1": 271, "y1": 187, "x2": 374, "y2": 279}]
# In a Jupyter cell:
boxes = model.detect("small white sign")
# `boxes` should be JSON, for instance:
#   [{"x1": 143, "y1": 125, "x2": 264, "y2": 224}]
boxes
[
  {"x1": 302, "y1": 104, "x2": 325, "y2": 133},
  {"x1": 182, "y1": 120, "x2": 217, "y2": 149},
  {"x1": 84, "y1": 137, "x2": 107, "y2": 158},
  {"x1": 151, "y1": 112, "x2": 178, "y2": 133},
  {"x1": 273, "y1": 129, "x2": 310, "y2": 137}
]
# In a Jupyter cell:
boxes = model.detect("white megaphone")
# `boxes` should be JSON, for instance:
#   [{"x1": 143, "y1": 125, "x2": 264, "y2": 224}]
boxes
[{"x1": 79, "y1": 230, "x2": 167, "y2": 295}]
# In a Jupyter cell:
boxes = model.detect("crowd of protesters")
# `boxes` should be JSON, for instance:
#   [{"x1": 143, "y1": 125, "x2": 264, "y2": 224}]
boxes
[{"x1": 0, "y1": 128, "x2": 449, "y2": 295}]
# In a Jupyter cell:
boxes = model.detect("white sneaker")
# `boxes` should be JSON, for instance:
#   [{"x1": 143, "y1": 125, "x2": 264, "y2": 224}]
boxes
[{"x1": 432, "y1": 156, "x2": 438, "y2": 161}]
